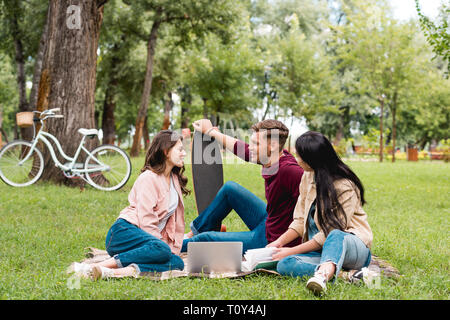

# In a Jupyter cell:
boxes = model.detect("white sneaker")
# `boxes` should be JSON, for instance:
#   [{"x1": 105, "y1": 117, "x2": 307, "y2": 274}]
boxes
[
  {"x1": 67, "y1": 262, "x2": 93, "y2": 278},
  {"x1": 306, "y1": 273, "x2": 328, "y2": 295},
  {"x1": 91, "y1": 265, "x2": 116, "y2": 281},
  {"x1": 349, "y1": 269, "x2": 364, "y2": 284}
]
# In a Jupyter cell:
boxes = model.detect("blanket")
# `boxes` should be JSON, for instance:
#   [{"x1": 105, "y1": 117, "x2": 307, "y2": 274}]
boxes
[{"x1": 78, "y1": 247, "x2": 401, "y2": 282}]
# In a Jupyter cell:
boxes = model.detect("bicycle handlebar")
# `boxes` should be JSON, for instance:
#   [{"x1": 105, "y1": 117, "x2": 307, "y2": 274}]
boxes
[
  {"x1": 36, "y1": 108, "x2": 61, "y2": 116},
  {"x1": 40, "y1": 114, "x2": 64, "y2": 121},
  {"x1": 32, "y1": 108, "x2": 63, "y2": 120}
]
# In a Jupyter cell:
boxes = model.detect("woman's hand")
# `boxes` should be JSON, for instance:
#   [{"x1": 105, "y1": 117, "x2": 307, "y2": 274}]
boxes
[
  {"x1": 271, "y1": 247, "x2": 297, "y2": 261},
  {"x1": 266, "y1": 239, "x2": 283, "y2": 248}
]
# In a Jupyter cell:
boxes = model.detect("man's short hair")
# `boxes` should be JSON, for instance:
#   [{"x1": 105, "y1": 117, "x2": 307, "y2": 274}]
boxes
[{"x1": 251, "y1": 119, "x2": 289, "y2": 151}]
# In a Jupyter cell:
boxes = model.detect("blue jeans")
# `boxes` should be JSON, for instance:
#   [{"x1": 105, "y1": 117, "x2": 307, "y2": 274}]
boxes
[
  {"x1": 182, "y1": 181, "x2": 268, "y2": 254},
  {"x1": 277, "y1": 230, "x2": 371, "y2": 281},
  {"x1": 105, "y1": 218, "x2": 184, "y2": 273}
]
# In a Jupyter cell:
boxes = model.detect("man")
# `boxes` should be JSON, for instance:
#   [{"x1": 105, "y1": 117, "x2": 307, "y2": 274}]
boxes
[{"x1": 182, "y1": 119, "x2": 304, "y2": 253}]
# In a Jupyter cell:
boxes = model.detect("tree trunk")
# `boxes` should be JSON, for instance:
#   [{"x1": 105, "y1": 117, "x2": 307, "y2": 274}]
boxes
[
  {"x1": 0, "y1": 126, "x2": 8, "y2": 141},
  {"x1": 180, "y1": 86, "x2": 191, "y2": 128},
  {"x1": 13, "y1": 124, "x2": 19, "y2": 140},
  {"x1": 262, "y1": 98, "x2": 270, "y2": 121},
  {"x1": 11, "y1": 13, "x2": 33, "y2": 142},
  {"x1": 391, "y1": 92, "x2": 398, "y2": 163},
  {"x1": 180, "y1": 101, "x2": 190, "y2": 128},
  {"x1": 161, "y1": 91, "x2": 173, "y2": 130},
  {"x1": 29, "y1": 5, "x2": 50, "y2": 111},
  {"x1": 333, "y1": 106, "x2": 349, "y2": 145},
  {"x1": 101, "y1": 81, "x2": 117, "y2": 145},
  {"x1": 379, "y1": 98, "x2": 384, "y2": 162},
  {"x1": 0, "y1": 127, "x2": 8, "y2": 145},
  {"x1": 36, "y1": 0, "x2": 107, "y2": 185},
  {"x1": 333, "y1": 124, "x2": 344, "y2": 146},
  {"x1": 14, "y1": 37, "x2": 28, "y2": 112},
  {"x1": 215, "y1": 113, "x2": 220, "y2": 127},
  {"x1": 100, "y1": 37, "x2": 126, "y2": 146},
  {"x1": 202, "y1": 98, "x2": 208, "y2": 119},
  {"x1": 392, "y1": 108, "x2": 396, "y2": 163},
  {"x1": 143, "y1": 115, "x2": 150, "y2": 151},
  {"x1": 130, "y1": 18, "x2": 161, "y2": 157},
  {"x1": 261, "y1": 71, "x2": 272, "y2": 121},
  {"x1": 0, "y1": 108, "x2": 3, "y2": 147}
]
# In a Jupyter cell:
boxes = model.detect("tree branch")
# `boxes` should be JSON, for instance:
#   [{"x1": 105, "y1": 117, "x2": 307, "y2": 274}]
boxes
[{"x1": 161, "y1": 14, "x2": 190, "y2": 23}]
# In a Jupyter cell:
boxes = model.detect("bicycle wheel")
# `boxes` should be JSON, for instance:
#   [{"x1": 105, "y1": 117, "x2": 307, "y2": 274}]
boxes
[
  {"x1": 0, "y1": 140, "x2": 44, "y2": 187},
  {"x1": 84, "y1": 144, "x2": 131, "y2": 191}
]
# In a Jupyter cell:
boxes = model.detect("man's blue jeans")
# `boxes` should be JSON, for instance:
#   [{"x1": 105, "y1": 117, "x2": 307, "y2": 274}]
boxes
[
  {"x1": 276, "y1": 230, "x2": 371, "y2": 281},
  {"x1": 182, "y1": 181, "x2": 268, "y2": 254},
  {"x1": 105, "y1": 218, "x2": 184, "y2": 273}
]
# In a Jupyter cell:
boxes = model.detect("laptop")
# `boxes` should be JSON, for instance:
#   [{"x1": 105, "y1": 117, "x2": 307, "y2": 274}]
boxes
[{"x1": 187, "y1": 242, "x2": 243, "y2": 274}]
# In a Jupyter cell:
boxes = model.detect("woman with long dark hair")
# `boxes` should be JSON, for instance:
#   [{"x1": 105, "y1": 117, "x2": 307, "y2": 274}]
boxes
[
  {"x1": 267, "y1": 131, "x2": 373, "y2": 295},
  {"x1": 69, "y1": 130, "x2": 189, "y2": 280}
]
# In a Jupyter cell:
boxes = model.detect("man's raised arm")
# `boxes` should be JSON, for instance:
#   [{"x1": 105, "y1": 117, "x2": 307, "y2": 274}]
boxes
[{"x1": 192, "y1": 119, "x2": 238, "y2": 153}]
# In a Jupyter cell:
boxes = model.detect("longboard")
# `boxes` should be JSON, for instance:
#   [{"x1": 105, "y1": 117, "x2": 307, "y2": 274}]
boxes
[{"x1": 191, "y1": 130, "x2": 226, "y2": 232}]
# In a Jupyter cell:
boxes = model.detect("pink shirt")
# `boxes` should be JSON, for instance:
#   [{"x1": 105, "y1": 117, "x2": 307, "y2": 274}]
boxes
[{"x1": 118, "y1": 170, "x2": 185, "y2": 254}]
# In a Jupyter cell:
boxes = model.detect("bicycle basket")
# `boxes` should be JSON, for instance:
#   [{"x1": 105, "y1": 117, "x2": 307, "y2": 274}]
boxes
[{"x1": 16, "y1": 112, "x2": 34, "y2": 128}]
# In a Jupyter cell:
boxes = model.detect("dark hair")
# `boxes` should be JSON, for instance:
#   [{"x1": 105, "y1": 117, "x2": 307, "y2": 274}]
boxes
[
  {"x1": 141, "y1": 130, "x2": 190, "y2": 196},
  {"x1": 251, "y1": 119, "x2": 289, "y2": 151},
  {"x1": 295, "y1": 131, "x2": 365, "y2": 236}
]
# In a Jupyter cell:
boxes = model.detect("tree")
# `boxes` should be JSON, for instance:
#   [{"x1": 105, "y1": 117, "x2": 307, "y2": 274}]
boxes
[
  {"x1": 311, "y1": 0, "x2": 374, "y2": 144},
  {"x1": 36, "y1": 0, "x2": 108, "y2": 184},
  {"x1": 149, "y1": 26, "x2": 186, "y2": 132},
  {"x1": 0, "y1": 53, "x2": 18, "y2": 143},
  {"x1": 249, "y1": 0, "x2": 328, "y2": 37},
  {"x1": 125, "y1": 0, "x2": 240, "y2": 157},
  {"x1": 334, "y1": 1, "x2": 422, "y2": 161},
  {"x1": 0, "y1": 0, "x2": 49, "y2": 141},
  {"x1": 248, "y1": 0, "x2": 329, "y2": 122},
  {"x1": 397, "y1": 68, "x2": 450, "y2": 149},
  {"x1": 96, "y1": 0, "x2": 143, "y2": 145},
  {"x1": 269, "y1": 19, "x2": 331, "y2": 125},
  {"x1": 183, "y1": 32, "x2": 262, "y2": 127},
  {"x1": 415, "y1": 0, "x2": 449, "y2": 77}
]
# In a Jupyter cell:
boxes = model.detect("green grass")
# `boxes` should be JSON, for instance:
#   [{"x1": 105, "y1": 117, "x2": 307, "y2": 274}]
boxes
[{"x1": 0, "y1": 157, "x2": 449, "y2": 300}]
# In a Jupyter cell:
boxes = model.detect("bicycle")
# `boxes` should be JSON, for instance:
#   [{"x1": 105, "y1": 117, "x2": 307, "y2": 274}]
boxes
[{"x1": 0, "y1": 108, "x2": 131, "y2": 191}]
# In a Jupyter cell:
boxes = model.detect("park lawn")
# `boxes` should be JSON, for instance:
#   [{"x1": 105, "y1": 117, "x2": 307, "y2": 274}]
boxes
[{"x1": 0, "y1": 157, "x2": 448, "y2": 300}]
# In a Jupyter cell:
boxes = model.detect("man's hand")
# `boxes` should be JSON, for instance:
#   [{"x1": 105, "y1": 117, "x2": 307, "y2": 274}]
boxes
[
  {"x1": 192, "y1": 119, "x2": 214, "y2": 135},
  {"x1": 193, "y1": 118, "x2": 237, "y2": 153}
]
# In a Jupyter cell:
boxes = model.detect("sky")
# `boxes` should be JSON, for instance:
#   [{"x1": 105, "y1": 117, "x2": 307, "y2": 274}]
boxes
[{"x1": 391, "y1": 0, "x2": 443, "y2": 21}]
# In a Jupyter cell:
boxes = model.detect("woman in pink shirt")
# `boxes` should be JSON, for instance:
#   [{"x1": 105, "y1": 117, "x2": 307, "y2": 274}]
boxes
[{"x1": 71, "y1": 130, "x2": 189, "y2": 280}]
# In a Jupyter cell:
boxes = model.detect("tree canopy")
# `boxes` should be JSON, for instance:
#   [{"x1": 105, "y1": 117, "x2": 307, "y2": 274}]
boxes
[{"x1": 0, "y1": 0, "x2": 448, "y2": 160}]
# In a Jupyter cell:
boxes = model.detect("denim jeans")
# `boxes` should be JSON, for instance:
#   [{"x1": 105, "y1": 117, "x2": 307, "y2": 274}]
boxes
[
  {"x1": 182, "y1": 181, "x2": 268, "y2": 254},
  {"x1": 105, "y1": 218, "x2": 184, "y2": 273},
  {"x1": 277, "y1": 229, "x2": 371, "y2": 281}
]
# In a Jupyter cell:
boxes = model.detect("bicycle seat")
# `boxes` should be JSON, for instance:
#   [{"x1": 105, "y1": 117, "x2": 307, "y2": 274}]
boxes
[{"x1": 78, "y1": 128, "x2": 98, "y2": 136}]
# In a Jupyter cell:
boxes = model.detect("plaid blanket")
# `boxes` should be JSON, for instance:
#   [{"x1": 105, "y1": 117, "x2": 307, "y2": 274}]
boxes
[{"x1": 80, "y1": 247, "x2": 401, "y2": 282}]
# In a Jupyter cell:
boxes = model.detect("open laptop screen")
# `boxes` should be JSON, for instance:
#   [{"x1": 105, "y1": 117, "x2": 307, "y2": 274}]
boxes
[{"x1": 187, "y1": 242, "x2": 243, "y2": 274}]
